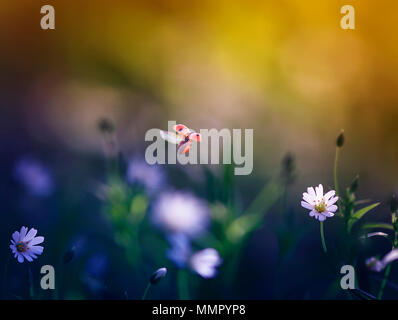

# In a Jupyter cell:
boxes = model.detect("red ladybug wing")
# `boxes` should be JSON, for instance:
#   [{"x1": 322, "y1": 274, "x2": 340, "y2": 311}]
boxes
[
  {"x1": 174, "y1": 124, "x2": 190, "y2": 136},
  {"x1": 178, "y1": 140, "x2": 192, "y2": 154},
  {"x1": 189, "y1": 132, "x2": 201, "y2": 142}
]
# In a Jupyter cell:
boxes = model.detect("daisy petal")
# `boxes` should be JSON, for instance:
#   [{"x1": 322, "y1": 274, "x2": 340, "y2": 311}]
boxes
[
  {"x1": 303, "y1": 193, "x2": 314, "y2": 204},
  {"x1": 29, "y1": 236, "x2": 44, "y2": 246},
  {"x1": 324, "y1": 190, "x2": 336, "y2": 201},
  {"x1": 24, "y1": 228, "x2": 38, "y2": 242},
  {"x1": 327, "y1": 197, "x2": 339, "y2": 206},
  {"x1": 12, "y1": 231, "x2": 20, "y2": 243},
  {"x1": 30, "y1": 246, "x2": 44, "y2": 255},
  {"x1": 22, "y1": 252, "x2": 33, "y2": 262},
  {"x1": 301, "y1": 201, "x2": 314, "y2": 210},
  {"x1": 326, "y1": 205, "x2": 338, "y2": 212},
  {"x1": 307, "y1": 187, "x2": 316, "y2": 197},
  {"x1": 19, "y1": 227, "x2": 28, "y2": 241}
]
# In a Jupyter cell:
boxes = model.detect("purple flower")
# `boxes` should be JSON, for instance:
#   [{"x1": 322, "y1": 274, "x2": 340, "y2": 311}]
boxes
[
  {"x1": 9, "y1": 227, "x2": 44, "y2": 263},
  {"x1": 366, "y1": 249, "x2": 398, "y2": 272},
  {"x1": 14, "y1": 158, "x2": 54, "y2": 197}
]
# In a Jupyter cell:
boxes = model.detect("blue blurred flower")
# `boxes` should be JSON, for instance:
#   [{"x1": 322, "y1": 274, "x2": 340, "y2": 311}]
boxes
[
  {"x1": 14, "y1": 157, "x2": 54, "y2": 197},
  {"x1": 85, "y1": 253, "x2": 109, "y2": 279},
  {"x1": 166, "y1": 234, "x2": 222, "y2": 279},
  {"x1": 127, "y1": 158, "x2": 166, "y2": 195},
  {"x1": 152, "y1": 192, "x2": 209, "y2": 238},
  {"x1": 166, "y1": 234, "x2": 192, "y2": 268}
]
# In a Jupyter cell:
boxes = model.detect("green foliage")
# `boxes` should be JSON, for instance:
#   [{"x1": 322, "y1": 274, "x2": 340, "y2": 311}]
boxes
[
  {"x1": 225, "y1": 181, "x2": 282, "y2": 244},
  {"x1": 347, "y1": 203, "x2": 380, "y2": 233},
  {"x1": 361, "y1": 223, "x2": 394, "y2": 231}
]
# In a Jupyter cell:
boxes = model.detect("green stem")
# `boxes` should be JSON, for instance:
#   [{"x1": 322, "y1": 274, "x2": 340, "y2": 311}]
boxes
[
  {"x1": 178, "y1": 270, "x2": 190, "y2": 300},
  {"x1": 378, "y1": 263, "x2": 392, "y2": 300},
  {"x1": 141, "y1": 283, "x2": 151, "y2": 300},
  {"x1": 320, "y1": 221, "x2": 327, "y2": 253},
  {"x1": 334, "y1": 147, "x2": 340, "y2": 197}
]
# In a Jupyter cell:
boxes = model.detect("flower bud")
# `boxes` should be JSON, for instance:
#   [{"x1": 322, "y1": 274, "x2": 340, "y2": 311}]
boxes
[
  {"x1": 98, "y1": 118, "x2": 115, "y2": 134},
  {"x1": 336, "y1": 130, "x2": 345, "y2": 148},
  {"x1": 149, "y1": 267, "x2": 167, "y2": 285},
  {"x1": 350, "y1": 175, "x2": 359, "y2": 193},
  {"x1": 281, "y1": 152, "x2": 296, "y2": 184}
]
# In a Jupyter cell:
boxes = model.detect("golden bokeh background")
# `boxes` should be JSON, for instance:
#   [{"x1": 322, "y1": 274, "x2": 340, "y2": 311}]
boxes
[{"x1": 1, "y1": 0, "x2": 397, "y2": 197}]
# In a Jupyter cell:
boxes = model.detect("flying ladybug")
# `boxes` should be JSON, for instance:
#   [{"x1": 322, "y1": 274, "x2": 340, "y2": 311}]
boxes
[{"x1": 160, "y1": 124, "x2": 201, "y2": 154}]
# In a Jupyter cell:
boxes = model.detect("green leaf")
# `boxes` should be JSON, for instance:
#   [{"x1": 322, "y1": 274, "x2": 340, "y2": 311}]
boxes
[
  {"x1": 225, "y1": 180, "x2": 282, "y2": 243},
  {"x1": 347, "y1": 202, "x2": 380, "y2": 233},
  {"x1": 360, "y1": 223, "x2": 394, "y2": 231}
]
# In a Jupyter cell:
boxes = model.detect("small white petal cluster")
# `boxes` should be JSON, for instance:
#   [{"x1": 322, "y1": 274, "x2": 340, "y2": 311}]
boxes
[
  {"x1": 10, "y1": 227, "x2": 44, "y2": 263},
  {"x1": 301, "y1": 184, "x2": 338, "y2": 221},
  {"x1": 152, "y1": 192, "x2": 209, "y2": 238}
]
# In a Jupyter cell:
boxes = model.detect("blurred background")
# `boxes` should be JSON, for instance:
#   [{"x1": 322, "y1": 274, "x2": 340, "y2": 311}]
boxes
[{"x1": 0, "y1": 0, "x2": 398, "y2": 299}]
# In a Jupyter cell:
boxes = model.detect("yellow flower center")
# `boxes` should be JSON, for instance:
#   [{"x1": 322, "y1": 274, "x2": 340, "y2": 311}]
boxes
[
  {"x1": 16, "y1": 242, "x2": 28, "y2": 253},
  {"x1": 315, "y1": 201, "x2": 326, "y2": 213}
]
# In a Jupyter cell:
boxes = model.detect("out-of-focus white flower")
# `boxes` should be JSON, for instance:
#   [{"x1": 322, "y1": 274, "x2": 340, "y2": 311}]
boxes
[
  {"x1": 9, "y1": 227, "x2": 44, "y2": 263},
  {"x1": 301, "y1": 184, "x2": 338, "y2": 221},
  {"x1": 366, "y1": 248, "x2": 398, "y2": 272},
  {"x1": 14, "y1": 158, "x2": 54, "y2": 197},
  {"x1": 127, "y1": 158, "x2": 166, "y2": 195},
  {"x1": 152, "y1": 192, "x2": 209, "y2": 238},
  {"x1": 189, "y1": 248, "x2": 222, "y2": 279},
  {"x1": 166, "y1": 234, "x2": 222, "y2": 279}
]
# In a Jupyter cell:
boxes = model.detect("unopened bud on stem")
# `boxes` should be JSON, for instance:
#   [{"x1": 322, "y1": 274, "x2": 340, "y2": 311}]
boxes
[
  {"x1": 150, "y1": 267, "x2": 167, "y2": 285},
  {"x1": 350, "y1": 175, "x2": 359, "y2": 193},
  {"x1": 336, "y1": 130, "x2": 345, "y2": 148}
]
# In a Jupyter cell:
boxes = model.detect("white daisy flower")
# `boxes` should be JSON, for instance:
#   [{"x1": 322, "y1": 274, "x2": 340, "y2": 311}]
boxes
[
  {"x1": 301, "y1": 184, "x2": 338, "y2": 221},
  {"x1": 9, "y1": 227, "x2": 44, "y2": 263}
]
